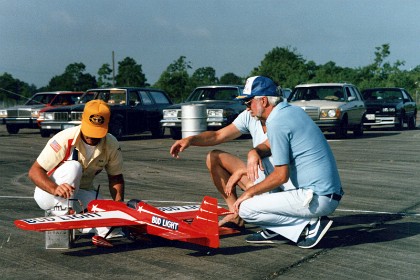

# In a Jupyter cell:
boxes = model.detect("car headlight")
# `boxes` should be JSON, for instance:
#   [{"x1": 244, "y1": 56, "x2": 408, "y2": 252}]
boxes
[
  {"x1": 207, "y1": 109, "x2": 224, "y2": 118},
  {"x1": 44, "y1": 112, "x2": 54, "y2": 120},
  {"x1": 163, "y1": 109, "x2": 179, "y2": 118},
  {"x1": 31, "y1": 109, "x2": 40, "y2": 118},
  {"x1": 320, "y1": 109, "x2": 340, "y2": 119},
  {"x1": 0, "y1": 109, "x2": 7, "y2": 118}
]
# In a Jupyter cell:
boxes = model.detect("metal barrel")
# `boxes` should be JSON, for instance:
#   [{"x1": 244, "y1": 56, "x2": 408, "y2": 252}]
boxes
[{"x1": 181, "y1": 104, "x2": 207, "y2": 138}]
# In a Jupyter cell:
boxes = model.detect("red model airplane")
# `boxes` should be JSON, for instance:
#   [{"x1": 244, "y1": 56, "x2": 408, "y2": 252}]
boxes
[{"x1": 14, "y1": 196, "x2": 237, "y2": 248}]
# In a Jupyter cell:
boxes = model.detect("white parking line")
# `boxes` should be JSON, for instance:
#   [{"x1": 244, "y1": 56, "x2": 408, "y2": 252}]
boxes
[
  {"x1": 336, "y1": 208, "x2": 420, "y2": 217},
  {"x1": 2, "y1": 196, "x2": 418, "y2": 216}
]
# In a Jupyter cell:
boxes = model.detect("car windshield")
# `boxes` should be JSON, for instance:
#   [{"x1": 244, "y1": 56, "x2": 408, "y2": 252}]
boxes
[
  {"x1": 291, "y1": 86, "x2": 345, "y2": 101},
  {"x1": 362, "y1": 89, "x2": 402, "y2": 101},
  {"x1": 81, "y1": 90, "x2": 123, "y2": 105},
  {"x1": 25, "y1": 94, "x2": 57, "y2": 105},
  {"x1": 50, "y1": 93, "x2": 84, "y2": 106},
  {"x1": 186, "y1": 87, "x2": 243, "y2": 102}
]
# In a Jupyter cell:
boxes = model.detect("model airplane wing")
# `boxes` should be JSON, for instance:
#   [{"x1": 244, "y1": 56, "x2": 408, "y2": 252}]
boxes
[
  {"x1": 14, "y1": 209, "x2": 144, "y2": 231},
  {"x1": 15, "y1": 196, "x2": 221, "y2": 248},
  {"x1": 157, "y1": 204, "x2": 232, "y2": 221}
]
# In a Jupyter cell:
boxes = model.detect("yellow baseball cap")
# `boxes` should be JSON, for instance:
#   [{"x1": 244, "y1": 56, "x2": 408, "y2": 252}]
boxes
[{"x1": 81, "y1": 100, "x2": 110, "y2": 138}]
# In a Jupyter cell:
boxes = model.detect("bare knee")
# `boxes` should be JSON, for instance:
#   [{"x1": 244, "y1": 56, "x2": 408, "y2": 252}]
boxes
[{"x1": 206, "y1": 149, "x2": 225, "y2": 170}]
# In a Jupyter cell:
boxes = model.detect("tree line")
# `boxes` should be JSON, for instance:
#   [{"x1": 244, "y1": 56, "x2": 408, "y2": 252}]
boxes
[{"x1": 1, "y1": 44, "x2": 419, "y2": 106}]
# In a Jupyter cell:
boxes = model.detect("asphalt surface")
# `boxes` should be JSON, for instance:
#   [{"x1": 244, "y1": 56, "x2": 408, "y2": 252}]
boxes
[{"x1": 0, "y1": 124, "x2": 419, "y2": 280}]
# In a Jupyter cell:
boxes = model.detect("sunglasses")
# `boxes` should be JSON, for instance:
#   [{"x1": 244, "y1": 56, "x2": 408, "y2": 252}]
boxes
[{"x1": 243, "y1": 98, "x2": 254, "y2": 108}]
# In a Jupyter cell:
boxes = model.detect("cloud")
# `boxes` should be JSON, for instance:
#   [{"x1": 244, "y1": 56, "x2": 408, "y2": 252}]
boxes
[
  {"x1": 154, "y1": 17, "x2": 211, "y2": 39},
  {"x1": 50, "y1": 10, "x2": 78, "y2": 27}
]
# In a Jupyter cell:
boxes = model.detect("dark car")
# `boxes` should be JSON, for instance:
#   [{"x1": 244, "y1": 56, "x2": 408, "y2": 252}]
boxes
[
  {"x1": 362, "y1": 87, "x2": 417, "y2": 130},
  {"x1": 0, "y1": 91, "x2": 84, "y2": 134},
  {"x1": 39, "y1": 87, "x2": 173, "y2": 139},
  {"x1": 160, "y1": 85, "x2": 245, "y2": 139}
]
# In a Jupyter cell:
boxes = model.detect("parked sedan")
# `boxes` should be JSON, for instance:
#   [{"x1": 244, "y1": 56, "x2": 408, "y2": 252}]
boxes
[
  {"x1": 161, "y1": 85, "x2": 245, "y2": 139},
  {"x1": 1, "y1": 91, "x2": 84, "y2": 134},
  {"x1": 289, "y1": 83, "x2": 366, "y2": 138},
  {"x1": 39, "y1": 87, "x2": 173, "y2": 139},
  {"x1": 362, "y1": 87, "x2": 417, "y2": 130}
]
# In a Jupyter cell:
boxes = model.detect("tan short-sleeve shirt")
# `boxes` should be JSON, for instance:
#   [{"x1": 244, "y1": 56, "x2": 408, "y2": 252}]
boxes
[{"x1": 37, "y1": 126, "x2": 123, "y2": 190}]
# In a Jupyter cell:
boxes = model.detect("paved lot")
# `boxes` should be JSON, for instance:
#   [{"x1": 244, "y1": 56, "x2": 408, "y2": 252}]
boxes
[{"x1": 0, "y1": 124, "x2": 419, "y2": 280}]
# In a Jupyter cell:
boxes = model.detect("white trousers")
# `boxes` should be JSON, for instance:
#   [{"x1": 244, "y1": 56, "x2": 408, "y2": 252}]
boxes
[
  {"x1": 33, "y1": 161, "x2": 110, "y2": 236},
  {"x1": 33, "y1": 161, "x2": 103, "y2": 213},
  {"x1": 239, "y1": 188, "x2": 339, "y2": 242}
]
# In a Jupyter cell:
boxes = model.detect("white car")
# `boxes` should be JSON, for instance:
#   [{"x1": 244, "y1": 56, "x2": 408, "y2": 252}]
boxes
[{"x1": 289, "y1": 83, "x2": 366, "y2": 138}]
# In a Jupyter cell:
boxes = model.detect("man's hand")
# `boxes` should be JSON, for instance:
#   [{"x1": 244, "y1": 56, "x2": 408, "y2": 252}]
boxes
[
  {"x1": 170, "y1": 138, "x2": 191, "y2": 158},
  {"x1": 247, "y1": 149, "x2": 264, "y2": 183},
  {"x1": 53, "y1": 183, "x2": 75, "y2": 198},
  {"x1": 233, "y1": 188, "x2": 254, "y2": 213},
  {"x1": 225, "y1": 168, "x2": 247, "y2": 196}
]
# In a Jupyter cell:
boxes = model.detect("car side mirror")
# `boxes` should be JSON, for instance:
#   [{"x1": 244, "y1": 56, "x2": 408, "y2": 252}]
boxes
[
  {"x1": 129, "y1": 100, "x2": 136, "y2": 106},
  {"x1": 347, "y1": 96, "x2": 356, "y2": 102}
]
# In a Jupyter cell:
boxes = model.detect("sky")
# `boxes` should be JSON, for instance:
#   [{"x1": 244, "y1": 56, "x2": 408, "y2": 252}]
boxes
[{"x1": 1, "y1": 0, "x2": 420, "y2": 88}]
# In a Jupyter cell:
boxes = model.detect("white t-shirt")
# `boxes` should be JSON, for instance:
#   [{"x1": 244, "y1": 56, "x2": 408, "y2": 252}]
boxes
[{"x1": 232, "y1": 110, "x2": 274, "y2": 184}]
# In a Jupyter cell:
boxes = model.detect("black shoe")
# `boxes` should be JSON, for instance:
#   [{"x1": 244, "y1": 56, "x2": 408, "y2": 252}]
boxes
[
  {"x1": 297, "y1": 217, "x2": 333, "y2": 249},
  {"x1": 246, "y1": 229, "x2": 285, "y2": 244}
]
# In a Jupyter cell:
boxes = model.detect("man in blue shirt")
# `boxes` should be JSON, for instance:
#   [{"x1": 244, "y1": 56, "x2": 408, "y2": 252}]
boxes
[
  {"x1": 170, "y1": 88, "x2": 294, "y2": 228},
  {"x1": 233, "y1": 76, "x2": 343, "y2": 248}
]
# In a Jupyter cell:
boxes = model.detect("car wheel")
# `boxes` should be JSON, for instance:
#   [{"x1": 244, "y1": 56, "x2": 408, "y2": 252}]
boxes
[
  {"x1": 170, "y1": 128, "x2": 182, "y2": 140},
  {"x1": 353, "y1": 120, "x2": 364, "y2": 137},
  {"x1": 6, "y1": 124, "x2": 19, "y2": 134},
  {"x1": 40, "y1": 129, "x2": 51, "y2": 138},
  {"x1": 335, "y1": 118, "x2": 348, "y2": 139},
  {"x1": 151, "y1": 122, "x2": 165, "y2": 138},
  {"x1": 109, "y1": 119, "x2": 124, "y2": 140},
  {"x1": 407, "y1": 114, "x2": 417, "y2": 130}
]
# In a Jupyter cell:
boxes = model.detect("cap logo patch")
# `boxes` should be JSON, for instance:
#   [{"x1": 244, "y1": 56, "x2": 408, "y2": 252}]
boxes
[{"x1": 89, "y1": 114, "x2": 105, "y2": 126}]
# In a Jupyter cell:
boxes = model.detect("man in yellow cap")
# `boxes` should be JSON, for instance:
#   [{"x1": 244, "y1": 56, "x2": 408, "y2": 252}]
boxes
[{"x1": 29, "y1": 100, "x2": 125, "y2": 238}]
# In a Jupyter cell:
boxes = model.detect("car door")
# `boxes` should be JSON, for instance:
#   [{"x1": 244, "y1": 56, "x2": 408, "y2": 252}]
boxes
[
  {"x1": 401, "y1": 89, "x2": 416, "y2": 117},
  {"x1": 136, "y1": 90, "x2": 155, "y2": 132},
  {"x1": 125, "y1": 89, "x2": 146, "y2": 134},
  {"x1": 344, "y1": 86, "x2": 365, "y2": 125}
]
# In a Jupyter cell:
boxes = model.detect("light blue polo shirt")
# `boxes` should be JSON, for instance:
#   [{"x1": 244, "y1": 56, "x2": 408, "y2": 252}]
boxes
[
  {"x1": 266, "y1": 101, "x2": 342, "y2": 195},
  {"x1": 233, "y1": 110, "x2": 274, "y2": 184}
]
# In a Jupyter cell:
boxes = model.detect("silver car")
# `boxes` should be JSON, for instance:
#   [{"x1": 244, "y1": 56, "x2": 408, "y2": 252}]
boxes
[{"x1": 289, "y1": 83, "x2": 366, "y2": 138}]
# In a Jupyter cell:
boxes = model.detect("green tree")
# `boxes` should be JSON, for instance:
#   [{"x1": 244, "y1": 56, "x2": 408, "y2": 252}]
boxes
[
  {"x1": 46, "y1": 63, "x2": 97, "y2": 91},
  {"x1": 252, "y1": 46, "x2": 309, "y2": 88},
  {"x1": 219, "y1": 72, "x2": 244, "y2": 85},
  {"x1": 357, "y1": 44, "x2": 409, "y2": 90},
  {"x1": 97, "y1": 63, "x2": 113, "y2": 88},
  {"x1": 189, "y1": 67, "x2": 218, "y2": 89},
  {"x1": 0, "y1": 72, "x2": 37, "y2": 106},
  {"x1": 115, "y1": 57, "x2": 147, "y2": 87},
  {"x1": 310, "y1": 61, "x2": 357, "y2": 84},
  {"x1": 154, "y1": 56, "x2": 192, "y2": 101}
]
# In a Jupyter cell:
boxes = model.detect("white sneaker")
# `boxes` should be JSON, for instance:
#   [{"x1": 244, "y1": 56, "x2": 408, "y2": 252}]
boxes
[
  {"x1": 95, "y1": 227, "x2": 125, "y2": 239},
  {"x1": 106, "y1": 228, "x2": 125, "y2": 239},
  {"x1": 79, "y1": 228, "x2": 95, "y2": 234}
]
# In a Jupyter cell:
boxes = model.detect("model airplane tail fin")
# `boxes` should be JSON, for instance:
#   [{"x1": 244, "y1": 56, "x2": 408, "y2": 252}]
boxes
[{"x1": 189, "y1": 196, "x2": 219, "y2": 248}]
